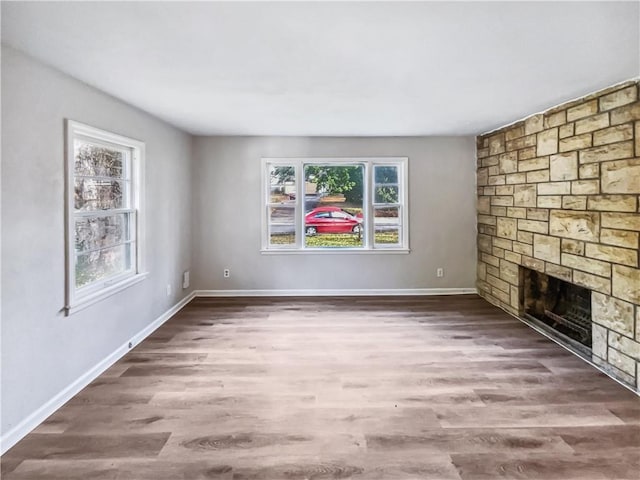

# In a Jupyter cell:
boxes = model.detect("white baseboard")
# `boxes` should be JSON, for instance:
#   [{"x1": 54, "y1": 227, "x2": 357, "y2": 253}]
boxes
[
  {"x1": 193, "y1": 288, "x2": 477, "y2": 297},
  {"x1": 0, "y1": 291, "x2": 196, "y2": 455}
]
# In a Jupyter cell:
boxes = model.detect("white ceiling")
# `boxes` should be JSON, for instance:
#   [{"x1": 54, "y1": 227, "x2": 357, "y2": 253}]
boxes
[{"x1": 2, "y1": 1, "x2": 638, "y2": 136}]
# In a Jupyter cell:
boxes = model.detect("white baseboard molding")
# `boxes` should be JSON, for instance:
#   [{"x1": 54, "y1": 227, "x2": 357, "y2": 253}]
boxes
[
  {"x1": 193, "y1": 288, "x2": 477, "y2": 297},
  {"x1": 0, "y1": 291, "x2": 196, "y2": 455}
]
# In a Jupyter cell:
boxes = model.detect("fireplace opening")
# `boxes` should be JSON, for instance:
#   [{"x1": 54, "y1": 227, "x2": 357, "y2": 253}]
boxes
[{"x1": 521, "y1": 268, "x2": 592, "y2": 351}]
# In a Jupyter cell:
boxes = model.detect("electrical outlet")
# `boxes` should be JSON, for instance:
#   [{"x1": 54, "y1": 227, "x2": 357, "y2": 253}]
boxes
[
  {"x1": 437, "y1": 267, "x2": 444, "y2": 278},
  {"x1": 182, "y1": 270, "x2": 190, "y2": 289},
  {"x1": 223, "y1": 268, "x2": 230, "y2": 278},
  {"x1": 166, "y1": 283, "x2": 172, "y2": 296}
]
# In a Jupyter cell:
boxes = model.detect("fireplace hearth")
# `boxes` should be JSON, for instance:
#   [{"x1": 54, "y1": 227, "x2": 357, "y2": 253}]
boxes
[{"x1": 521, "y1": 267, "x2": 593, "y2": 354}]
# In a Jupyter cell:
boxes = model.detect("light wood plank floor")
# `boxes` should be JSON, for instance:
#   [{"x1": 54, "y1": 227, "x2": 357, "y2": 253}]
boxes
[{"x1": 2, "y1": 295, "x2": 639, "y2": 479}]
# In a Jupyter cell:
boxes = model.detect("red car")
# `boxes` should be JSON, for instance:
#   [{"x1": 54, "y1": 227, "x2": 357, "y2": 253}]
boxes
[{"x1": 305, "y1": 206, "x2": 363, "y2": 235}]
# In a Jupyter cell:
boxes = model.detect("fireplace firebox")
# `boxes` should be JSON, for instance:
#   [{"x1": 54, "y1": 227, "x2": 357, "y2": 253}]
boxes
[{"x1": 521, "y1": 267, "x2": 592, "y2": 354}]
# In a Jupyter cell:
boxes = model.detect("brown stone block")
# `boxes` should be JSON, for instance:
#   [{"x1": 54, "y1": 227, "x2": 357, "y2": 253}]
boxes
[
  {"x1": 505, "y1": 124, "x2": 525, "y2": 141},
  {"x1": 600, "y1": 228, "x2": 639, "y2": 249},
  {"x1": 549, "y1": 210, "x2": 600, "y2": 242},
  {"x1": 562, "y1": 196, "x2": 587, "y2": 210},
  {"x1": 610, "y1": 101, "x2": 640, "y2": 126},
  {"x1": 559, "y1": 133, "x2": 592, "y2": 152},
  {"x1": 527, "y1": 208, "x2": 549, "y2": 221},
  {"x1": 549, "y1": 152, "x2": 578, "y2": 181},
  {"x1": 544, "y1": 110, "x2": 567, "y2": 129},
  {"x1": 488, "y1": 175, "x2": 506, "y2": 185},
  {"x1": 593, "y1": 124, "x2": 633, "y2": 146},
  {"x1": 521, "y1": 255, "x2": 544, "y2": 272},
  {"x1": 505, "y1": 172, "x2": 527, "y2": 184},
  {"x1": 518, "y1": 219, "x2": 548, "y2": 234},
  {"x1": 517, "y1": 231, "x2": 534, "y2": 244},
  {"x1": 636, "y1": 122, "x2": 640, "y2": 157},
  {"x1": 575, "y1": 113, "x2": 610, "y2": 135},
  {"x1": 601, "y1": 158, "x2": 640, "y2": 194},
  {"x1": 518, "y1": 146, "x2": 537, "y2": 160},
  {"x1": 579, "y1": 141, "x2": 634, "y2": 164},
  {"x1": 533, "y1": 234, "x2": 561, "y2": 264},
  {"x1": 599, "y1": 85, "x2": 638, "y2": 111},
  {"x1": 498, "y1": 151, "x2": 518, "y2": 174},
  {"x1": 493, "y1": 237, "x2": 513, "y2": 250},
  {"x1": 545, "y1": 262, "x2": 572, "y2": 282},
  {"x1": 478, "y1": 234, "x2": 492, "y2": 253},
  {"x1": 491, "y1": 195, "x2": 514, "y2": 207},
  {"x1": 481, "y1": 253, "x2": 501, "y2": 268},
  {"x1": 489, "y1": 133, "x2": 506, "y2": 155},
  {"x1": 573, "y1": 270, "x2": 611, "y2": 295},
  {"x1": 492, "y1": 287, "x2": 511, "y2": 304},
  {"x1": 537, "y1": 195, "x2": 562, "y2": 209},
  {"x1": 601, "y1": 212, "x2": 640, "y2": 231},
  {"x1": 484, "y1": 186, "x2": 496, "y2": 196},
  {"x1": 477, "y1": 147, "x2": 490, "y2": 159},
  {"x1": 519, "y1": 156, "x2": 549, "y2": 172},
  {"x1": 526, "y1": 170, "x2": 550, "y2": 183},
  {"x1": 488, "y1": 165, "x2": 500, "y2": 176},
  {"x1": 504, "y1": 250, "x2": 522, "y2": 264},
  {"x1": 585, "y1": 243, "x2": 638, "y2": 267},
  {"x1": 561, "y1": 253, "x2": 611, "y2": 277},
  {"x1": 592, "y1": 323, "x2": 608, "y2": 359},
  {"x1": 477, "y1": 196, "x2": 491, "y2": 214},
  {"x1": 636, "y1": 308, "x2": 640, "y2": 343},
  {"x1": 492, "y1": 246, "x2": 505, "y2": 258},
  {"x1": 506, "y1": 134, "x2": 537, "y2": 151},
  {"x1": 513, "y1": 241, "x2": 533, "y2": 256},
  {"x1": 483, "y1": 155, "x2": 500, "y2": 167},
  {"x1": 487, "y1": 274, "x2": 510, "y2": 293},
  {"x1": 567, "y1": 99, "x2": 598, "y2": 122},
  {"x1": 559, "y1": 123, "x2": 574, "y2": 139},
  {"x1": 510, "y1": 285, "x2": 519, "y2": 310},
  {"x1": 500, "y1": 259, "x2": 519, "y2": 285},
  {"x1": 537, "y1": 128, "x2": 559, "y2": 156},
  {"x1": 478, "y1": 168, "x2": 488, "y2": 186},
  {"x1": 587, "y1": 195, "x2": 637, "y2": 212},
  {"x1": 478, "y1": 214, "x2": 497, "y2": 226},
  {"x1": 477, "y1": 261, "x2": 487, "y2": 280},
  {"x1": 524, "y1": 114, "x2": 544, "y2": 135},
  {"x1": 578, "y1": 163, "x2": 599, "y2": 179},
  {"x1": 571, "y1": 179, "x2": 599, "y2": 195},
  {"x1": 491, "y1": 206, "x2": 507, "y2": 217},
  {"x1": 561, "y1": 238, "x2": 585, "y2": 256},
  {"x1": 506, "y1": 207, "x2": 527, "y2": 219},
  {"x1": 513, "y1": 184, "x2": 537, "y2": 207},
  {"x1": 497, "y1": 217, "x2": 518, "y2": 240},
  {"x1": 612, "y1": 265, "x2": 640, "y2": 304},
  {"x1": 495, "y1": 185, "x2": 514, "y2": 196},
  {"x1": 538, "y1": 182, "x2": 571, "y2": 195},
  {"x1": 607, "y1": 347, "x2": 637, "y2": 374}
]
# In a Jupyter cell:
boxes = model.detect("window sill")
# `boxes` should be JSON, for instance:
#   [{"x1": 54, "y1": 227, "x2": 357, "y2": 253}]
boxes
[
  {"x1": 66, "y1": 272, "x2": 149, "y2": 315},
  {"x1": 260, "y1": 248, "x2": 410, "y2": 255}
]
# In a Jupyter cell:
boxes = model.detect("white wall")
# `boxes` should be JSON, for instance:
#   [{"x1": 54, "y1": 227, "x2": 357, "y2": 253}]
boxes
[
  {"x1": 1, "y1": 46, "x2": 193, "y2": 438},
  {"x1": 192, "y1": 136, "x2": 477, "y2": 292}
]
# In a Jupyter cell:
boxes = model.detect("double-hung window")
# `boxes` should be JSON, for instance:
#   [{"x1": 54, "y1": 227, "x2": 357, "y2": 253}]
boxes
[
  {"x1": 262, "y1": 157, "x2": 408, "y2": 252},
  {"x1": 65, "y1": 121, "x2": 146, "y2": 313}
]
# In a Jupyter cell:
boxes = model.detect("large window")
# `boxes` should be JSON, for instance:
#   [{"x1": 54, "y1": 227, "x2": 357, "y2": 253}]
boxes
[
  {"x1": 262, "y1": 158, "x2": 408, "y2": 252},
  {"x1": 65, "y1": 121, "x2": 146, "y2": 313}
]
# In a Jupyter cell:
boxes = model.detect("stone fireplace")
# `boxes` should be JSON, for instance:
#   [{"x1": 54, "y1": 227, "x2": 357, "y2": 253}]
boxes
[{"x1": 476, "y1": 80, "x2": 640, "y2": 391}]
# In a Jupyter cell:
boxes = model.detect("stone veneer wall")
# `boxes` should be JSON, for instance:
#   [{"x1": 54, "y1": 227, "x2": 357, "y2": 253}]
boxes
[{"x1": 476, "y1": 80, "x2": 640, "y2": 391}]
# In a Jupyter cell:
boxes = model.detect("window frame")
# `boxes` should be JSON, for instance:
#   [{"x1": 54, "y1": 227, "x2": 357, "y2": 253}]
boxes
[
  {"x1": 261, "y1": 157, "x2": 409, "y2": 254},
  {"x1": 65, "y1": 120, "x2": 147, "y2": 314}
]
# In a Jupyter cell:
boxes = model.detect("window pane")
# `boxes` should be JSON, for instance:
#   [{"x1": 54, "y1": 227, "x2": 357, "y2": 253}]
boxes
[
  {"x1": 269, "y1": 224, "x2": 296, "y2": 246},
  {"x1": 75, "y1": 243, "x2": 132, "y2": 288},
  {"x1": 74, "y1": 178, "x2": 125, "y2": 211},
  {"x1": 303, "y1": 164, "x2": 364, "y2": 248},
  {"x1": 75, "y1": 213, "x2": 131, "y2": 253},
  {"x1": 269, "y1": 165, "x2": 296, "y2": 203},
  {"x1": 374, "y1": 207, "x2": 400, "y2": 246},
  {"x1": 374, "y1": 185, "x2": 399, "y2": 204},
  {"x1": 74, "y1": 140, "x2": 125, "y2": 178},
  {"x1": 374, "y1": 165, "x2": 398, "y2": 184},
  {"x1": 269, "y1": 206, "x2": 296, "y2": 224}
]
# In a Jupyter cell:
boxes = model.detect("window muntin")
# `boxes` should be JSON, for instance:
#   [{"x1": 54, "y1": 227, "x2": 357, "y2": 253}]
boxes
[
  {"x1": 66, "y1": 121, "x2": 145, "y2": 312},
  {"x1": 262, "y1": 158, "x2": 408, "y2": 252}
]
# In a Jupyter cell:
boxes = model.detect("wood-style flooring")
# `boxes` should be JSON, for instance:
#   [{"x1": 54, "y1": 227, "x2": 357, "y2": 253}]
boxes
[{"x1": 2, "y1": 295, "x2": 639, "y2": 479}]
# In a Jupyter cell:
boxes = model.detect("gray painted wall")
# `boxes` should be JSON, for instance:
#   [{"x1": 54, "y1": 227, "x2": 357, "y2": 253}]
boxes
[
  {"x1": 1, "y1": 46, "x2": 194, "y2": 435},
  {"x1": 192, "y1": 136, "x2": 477, "y2": 291}
]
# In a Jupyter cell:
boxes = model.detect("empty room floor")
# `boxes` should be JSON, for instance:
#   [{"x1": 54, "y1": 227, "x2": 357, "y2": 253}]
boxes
[{"x1": 2, "y1": 295, "x2": 639, "y2": 479}]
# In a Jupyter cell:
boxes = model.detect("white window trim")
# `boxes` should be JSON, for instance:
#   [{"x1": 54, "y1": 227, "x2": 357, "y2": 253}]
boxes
[
  {"x1": 261, "y1": 157, "x2": 410, "y2": 254},
  {"x1": 65, "y1": 120, "x2": 147, "y2": 315}
]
